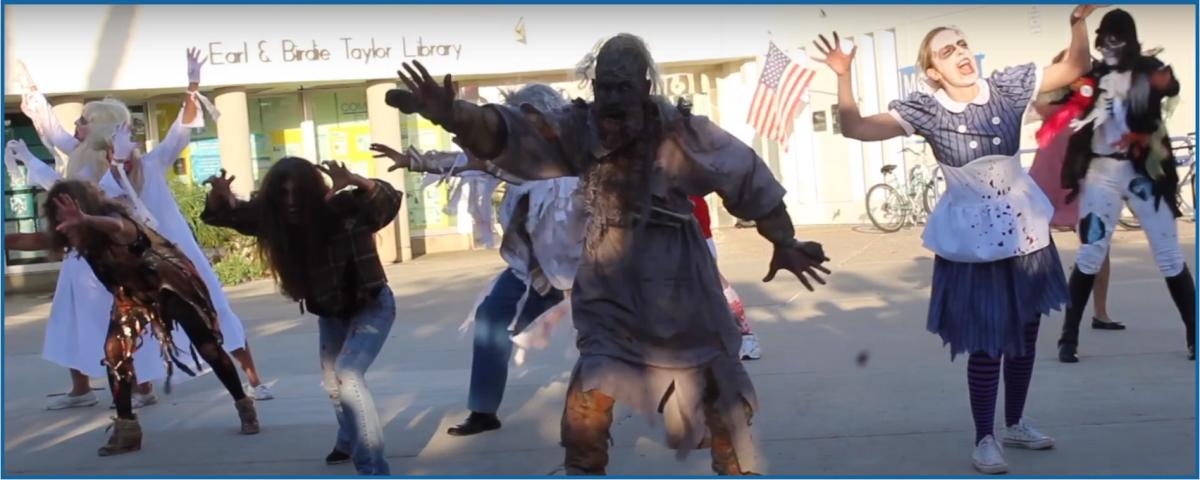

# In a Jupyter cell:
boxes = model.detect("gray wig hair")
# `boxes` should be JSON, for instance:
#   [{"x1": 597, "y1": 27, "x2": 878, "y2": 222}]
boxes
[
  {"x1": 573, "y1": 33, "x2": 664, "y2": 95},
  {"x1": 501, "y1": 83, "x2": 569, "y2": 112}
]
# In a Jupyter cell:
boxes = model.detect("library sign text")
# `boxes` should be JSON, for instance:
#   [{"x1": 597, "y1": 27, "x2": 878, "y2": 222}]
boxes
[{"x1": 207, "y1": 37, "x2": 461, "y2": 66}]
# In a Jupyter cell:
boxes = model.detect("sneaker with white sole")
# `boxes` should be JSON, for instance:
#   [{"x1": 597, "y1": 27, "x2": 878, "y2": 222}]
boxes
[
  {"x1": 47, "y1": 391, "x2": 99, "y2": 410},
  {"x1": 109, "y1": 392, "x2": 159, "y2": 410},
  {"x1": 740, "y1": 334, "x2": 762, "y2": 360},
  {"x1": 972, "y1": 435, "x2": 1008, "y2": 474},
  {"x1": 252, "y1": 384, "x2": 275, "y2": 401},
  {"x1": 1003, "y1": 419, "x2": 1054, "y2": 450}
]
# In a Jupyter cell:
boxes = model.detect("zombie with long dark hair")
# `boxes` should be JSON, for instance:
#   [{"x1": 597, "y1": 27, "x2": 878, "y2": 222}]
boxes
[
  {"x1": 811, "y1": 4, "x2": 1096, "y2": 473},
  {"x1": 387, "y1": 33, "x2": 830, "y2": 475},
  {"x1": 42, "y1": 178, "x2": 259, "y2": 457},
  {"x1": 201, "y1": 158, "x2": 402, "y2": 475},
  {"x1": 1056, "y1": 8, "x2": 1194, "y2": 364},
  {"x1": 373, "y1": 83, "x2": 585, "y2": 438}
]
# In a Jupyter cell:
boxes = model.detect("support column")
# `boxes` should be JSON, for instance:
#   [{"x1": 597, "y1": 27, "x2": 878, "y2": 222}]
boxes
[
  {"x1": 50, "y1": 96, "x2": 84, "y2": 161},
  {"x1": 213, "y1": 87, "x2": 254, "y2": 198},
  {"x1": 366, "y1": 80, "x2": 412, "y2": 263}
]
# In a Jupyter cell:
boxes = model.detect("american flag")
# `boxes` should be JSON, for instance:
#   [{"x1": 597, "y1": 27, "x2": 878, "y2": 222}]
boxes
[{"x1": 747, "y1": 42, "x2": 815, "y2": 148}]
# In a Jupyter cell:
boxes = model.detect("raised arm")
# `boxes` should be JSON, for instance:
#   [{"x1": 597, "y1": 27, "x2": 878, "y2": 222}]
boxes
[
  {"x1": 317, "y1": 161, "x2": 403, "y2": 232},
  {"x1": 52, "y1": 194, "x2": 137, "y2": 246},
  {"x1": 200, "y1": 169, "x2": 261, "y2": 236},
  {"x1": 16, "y1": 61, "x2": 80, "y2": 155},
  {"x1": 6, "y1": 139, "x2": 62, "y2": 190},
  {"x1": 812, "y1": 33, "x2": 908, "y2": 141},
  {"x1": 143, "y1": 49, "x2": 204, "y2": 171},
  {"x1": 387, "y1": 61, "x2": 582, "y2": 179},
  {"x1": 1041, "y1": 5, "x2": 1099, "y2": 93}
]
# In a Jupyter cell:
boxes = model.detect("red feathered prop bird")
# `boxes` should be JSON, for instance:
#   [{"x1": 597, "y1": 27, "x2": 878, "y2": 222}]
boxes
[{"x1": 1036, "y1": 76, "x2": 1098, "y2": 148}]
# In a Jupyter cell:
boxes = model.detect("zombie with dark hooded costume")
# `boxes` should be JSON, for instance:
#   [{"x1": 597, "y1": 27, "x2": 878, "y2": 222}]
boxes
[
  {"x1": 1057, "y1": 8, "x2": 1195, "y2": 363},
  {"x1": 387, "y1": 33, "x2": 831, "y2": 475}
]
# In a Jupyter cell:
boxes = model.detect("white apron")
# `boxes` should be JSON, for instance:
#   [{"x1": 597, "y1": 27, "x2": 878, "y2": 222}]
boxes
[{"x1": 922, "y1": 154, "x2": 1054, "y2": 263}]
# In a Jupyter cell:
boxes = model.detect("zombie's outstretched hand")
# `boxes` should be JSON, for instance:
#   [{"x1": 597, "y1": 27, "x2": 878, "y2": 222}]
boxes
[
  {"x1": 203, "y1": 169, "x2": 238, "y2": 210},
  {"x1": 763, "y1": 240, "x2": 831, "y2": 291},
  {"x1": 390, "y1": 61, "x2": 458, "y2": 128}
]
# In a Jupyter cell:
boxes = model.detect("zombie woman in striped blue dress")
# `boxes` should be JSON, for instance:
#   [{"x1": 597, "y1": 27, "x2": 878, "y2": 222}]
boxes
[{"x1": 811, "y1": 5, "x2": 1099, "y2": 474}]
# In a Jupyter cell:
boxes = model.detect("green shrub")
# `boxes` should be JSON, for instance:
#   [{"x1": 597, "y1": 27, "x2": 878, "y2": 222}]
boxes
[{"x1": 168, "y1": 177, "x2": 266, "y2": 285}]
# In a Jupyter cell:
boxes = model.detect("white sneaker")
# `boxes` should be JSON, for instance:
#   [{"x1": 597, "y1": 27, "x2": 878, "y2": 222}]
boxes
[
  {"x1": 133, "y1": 392, "x2": 158, "y2": 408},
  {"x1": 972, "y1": 435, "x2": 1009, "y2": 474},
  {"x1": 1004, "y1": 419, "x2": 1055, "y2": 450},
  {"x1": 47, "y1": 391, "x2": 99, "y2": 410},
  {"x1": 251, "y1": 384, "x2": 275, "y2": 401},
  {"x1": 740, "y1": 334, "x2": 762, "y2": 360},
  {"x1": 109, "y1": 392, "x2": 159, "y2": 410}
]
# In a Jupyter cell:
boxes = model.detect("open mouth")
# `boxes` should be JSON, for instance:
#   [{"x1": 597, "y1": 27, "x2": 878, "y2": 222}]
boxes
[{"x1": 956, "y1": 58, "x2": 976, "y2": 76}]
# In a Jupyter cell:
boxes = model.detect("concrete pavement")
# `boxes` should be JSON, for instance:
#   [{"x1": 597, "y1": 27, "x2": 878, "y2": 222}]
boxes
[{"x1": 3, "y1": 223, "x2": 1196, "y2": 476}]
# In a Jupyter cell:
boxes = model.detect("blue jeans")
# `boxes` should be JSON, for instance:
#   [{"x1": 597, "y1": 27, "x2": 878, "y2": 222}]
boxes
[
  {"x1": 319, "y1": 286, "x2": 395, "y2": 476},
  {"x1": 468, "y1": 268, "x2": 564, "y2": 414}
]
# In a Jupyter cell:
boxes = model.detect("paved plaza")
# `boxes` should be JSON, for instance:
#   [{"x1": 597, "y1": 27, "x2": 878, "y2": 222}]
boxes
[{"x1": 3, "y1": 224, "x2": 1196, "y2": 476}]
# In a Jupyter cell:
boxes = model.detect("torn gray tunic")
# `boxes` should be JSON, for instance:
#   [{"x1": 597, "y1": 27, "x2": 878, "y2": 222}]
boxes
[{"x1": 488, "y1": 99, "x2": 785, "y2": 468}]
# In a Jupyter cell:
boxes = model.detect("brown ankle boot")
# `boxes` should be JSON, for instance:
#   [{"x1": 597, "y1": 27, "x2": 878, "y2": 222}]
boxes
[
  {"x1": 98, "y1": 417, "x2": 142, "y2": 457},
  {"x1": 235, "y1": 397, "x2": 260, "y2": 435}
]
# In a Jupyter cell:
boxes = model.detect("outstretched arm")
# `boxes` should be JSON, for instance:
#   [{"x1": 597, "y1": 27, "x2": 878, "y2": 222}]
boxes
[
  {"x1": 1041, "y1": 5, "x2": 1099, "y2": 93},
  {"x1": 144, "y1": 48, "x2": 204, "y2": 172},
  {"x1": 6, "y1": 139, "x2": 62, "y2": 190},
  {"x1": 812, "y1": 33, "x2": 907, "y2": 141},
  {"x1": 755, "y1": 203, "x2": 831, "y2": 291},
  {"x1": 52, "y1": 195, "x2": 137, "y2": 245},
  {"x1": 200, "y1": 169, "x2": 261, "y2": 236},
  {"x1": 15, "y1": 61, "x2": 80, "y2": 154},
  {"x1": 388, "y1": 61, "x2": 507, "y2": 158}
]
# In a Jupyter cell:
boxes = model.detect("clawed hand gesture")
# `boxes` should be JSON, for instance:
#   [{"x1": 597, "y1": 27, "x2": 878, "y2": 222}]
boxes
[
  {"x1": 812, "y1": 32, "x2": 856, "y2": 77},
  {"x1": 52, "y1": 194, "x2": 87, "y2": 235},
  {"x1": 317, "y1": 161, "x2": 358, "y2": 199},
  {"x1": 202, "y1": 169, "x2": 238, "y2": 209},
  {"x1": 763, "y1": 240, "x2": 832, "y2": 291},
  {"x1": 391, "y1": 61, "x2": 458, "y2": 127},
  {"x1": 369, "y1": 143, "x2": 412, "y2": 172}
]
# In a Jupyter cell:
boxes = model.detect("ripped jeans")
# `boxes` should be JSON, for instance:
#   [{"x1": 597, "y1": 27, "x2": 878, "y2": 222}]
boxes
[{"x1": 319, "y1": 286, "x2": 395, "y2": 475}]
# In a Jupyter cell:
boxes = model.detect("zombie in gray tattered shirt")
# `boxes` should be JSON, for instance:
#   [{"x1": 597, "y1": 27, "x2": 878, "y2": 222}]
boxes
[{"x1": 387, "y1": 33, "x2": 831, "y2": 475}]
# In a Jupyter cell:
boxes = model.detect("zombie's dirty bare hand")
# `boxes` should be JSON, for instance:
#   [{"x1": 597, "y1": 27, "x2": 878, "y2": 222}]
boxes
[
  {"x1": 762, "y1": 240, "x2": 831, "y2": 291},
  {"x1": 318, "y1": 161, "x2": 375, "y2": 198},
  {"x1": 52, "y1": 195, "x2": 87, "y2": 235},
  {"x1": 202, "y1": 169, "x2": 238, "y2": 209},
  {"x1": 369, "y1": 143, "x2": 411, "y2": 172},
  {"x1": 393, "y1": 61, "x2": 458, "y2": 127}
]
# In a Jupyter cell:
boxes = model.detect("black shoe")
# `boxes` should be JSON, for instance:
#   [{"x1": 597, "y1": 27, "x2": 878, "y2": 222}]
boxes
[
  {"x1": 446, "y1": 412, "x2": 501, "y2": 437},
  {"x1": 325, "y1": 448, "x2": 351, "y2": 465},
  {"x1": 1091, "y1": 318, "x2": 1126, "y2": 330},
  {"x1": 1058, "y1": 344, "x2": 1079, "y2": 363}
]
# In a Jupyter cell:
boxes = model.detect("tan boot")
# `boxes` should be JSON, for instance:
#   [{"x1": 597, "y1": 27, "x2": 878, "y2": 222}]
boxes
[
  {"x1": 561, "y1": 380, "x2": 614, "y2": 476},
  {"x1": 98, "y1": 417, "x2": 142, "y2": 457},
  {"x1": 235, "y1": 397, "x2": 260, "y2": 435}
]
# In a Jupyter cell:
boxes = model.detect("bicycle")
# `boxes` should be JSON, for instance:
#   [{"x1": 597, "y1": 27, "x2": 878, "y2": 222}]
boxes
[
  {"x1": 1118, "y1": 132, "x2": 1196, "y2": 229},
  {"x1": 865, "y1": 161, "x2": 940, "y2": 233}
]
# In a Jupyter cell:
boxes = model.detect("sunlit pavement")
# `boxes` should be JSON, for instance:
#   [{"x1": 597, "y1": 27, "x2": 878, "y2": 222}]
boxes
[{"x1": 4, "y1": 222, "x2": 1196, "y2": 476}]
